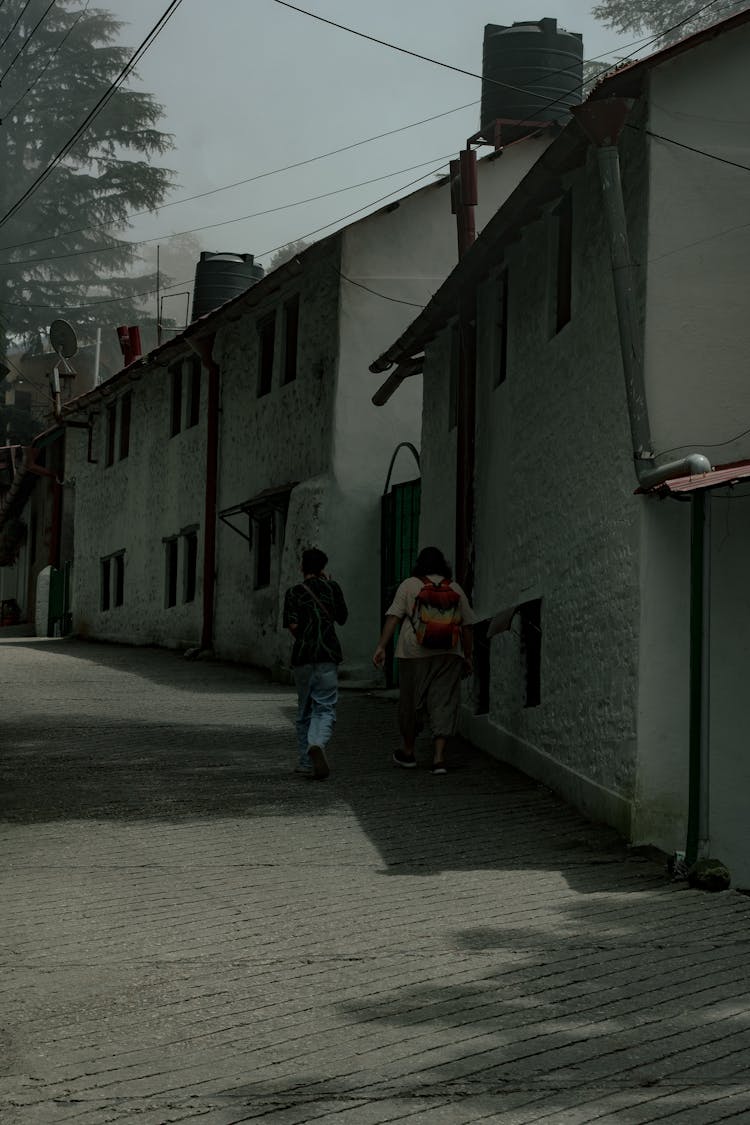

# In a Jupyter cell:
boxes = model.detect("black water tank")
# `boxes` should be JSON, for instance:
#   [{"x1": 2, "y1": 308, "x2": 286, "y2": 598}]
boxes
[
  {"x1": 480, "y1": 17, "x2": 583, "y2": 144},
  {"x1": 191, "y1": 252, "x2": 265, "y2": 321}
]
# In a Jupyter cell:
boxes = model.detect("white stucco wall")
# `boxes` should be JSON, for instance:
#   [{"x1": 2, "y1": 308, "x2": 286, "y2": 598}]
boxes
[
  {"x1": 634, "y1": 23, "x2": 750, "y2": 879},
  {"x1": 419, "y1": 120, "x2": 651, "y2": 835},
  {"x1": 70, "y1": 354, "x2": 206, "y2": 648},
  {"x1": 212, "y1": 239, "x2": 342, "y2": 672},
  {"x1": 334, "y1": 136, "x2": 552, "y2": 679}
]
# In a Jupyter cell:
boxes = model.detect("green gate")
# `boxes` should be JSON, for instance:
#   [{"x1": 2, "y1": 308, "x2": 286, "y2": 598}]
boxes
[{"x1": 381, "y1": 443, "x2": 421, "y2": 688}]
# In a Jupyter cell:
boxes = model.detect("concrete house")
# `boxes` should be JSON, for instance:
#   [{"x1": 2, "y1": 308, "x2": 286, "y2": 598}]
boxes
[
  {"x1": 369, "y1": 11, "x2": 750, "y2": 883},
  {"x1": 61, "y1": 127, "x2": 552, "y2": 682}
]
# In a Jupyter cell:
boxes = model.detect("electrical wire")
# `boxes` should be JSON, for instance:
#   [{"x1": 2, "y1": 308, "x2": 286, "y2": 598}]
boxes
[
  {"x1": 0, "y1": 0, "x2": 33, "y2": 57},
  {"x1": 337, "y1": 271, "x2": 426, "y2": 310},
  {"x1": 0, "y1": 0, "x2": 56, "y2": 86},
  {"x1": 0, "y1": 98, "x2": 479, "y2": 255},
  {"x1": 1, "y1": 0, "x2": 90, "y2": 122},
  {"x1": 642, "y1": 126, "x2": 750, "y2": 173},
  {"x1": 0, "y1": 0, "x2": 726, "y2": 257},
  {"x1": 0, "y1": 0, "x2": 184, "y2": 231},
  {"x1": 656, "y1": 423, "x2": 750, "y2": 460},
  {"x1": 4, "y1": 151, "x2": 457, "y2": 266}
]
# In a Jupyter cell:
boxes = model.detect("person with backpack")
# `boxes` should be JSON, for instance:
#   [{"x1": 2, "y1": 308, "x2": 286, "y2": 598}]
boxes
[
  {"x1": 283, "y1": 547, "x2": 348, "y2": 780},
  {"x1": 372, "y1": 546, "x2": 475, "y2": 775}
]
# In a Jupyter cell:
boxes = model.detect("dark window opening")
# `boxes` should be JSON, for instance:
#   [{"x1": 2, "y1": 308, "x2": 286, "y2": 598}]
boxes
[
  {"x1": 520, "y1": 598, "x2": 542, "y2": 708},
  {"x1": 187, "y1": 357, "x2": 201, "y2": 428},
  {"x1": 101, "y1": 557, "x2": 111, "y2": 611},
  {"x1": 474, "y1": 619, "x2": 491, "y2": 715},
  {"x1": 448, "y1": 323, "x2": 460, "y2": 431},
  {"x1": 105, "y1": 403, "x2": 116, "y2": 466},
  {"x1": 282, "y1": 295, "x2": 299, "y2": 384},
  {"x1": 184, "y1": 531, "x2": 198, "y2": 603},
  {"x1": 170, "y1": 364, "x2": 183, "y2": 437},
  {"x1": 257, "y1": 315, "x2": 276, "y2": 397},
  {"x1": 113, "y1": 553, "x2": 124, "y2": 607},
  {"x1": 254, "y1": 513, "x2": 273, "y2": 588},
  {"x1": 166, "y1": 538, "x2": 178, "y2": 607},
  {"x1": 554, "y1": 190, "x2": 573, "y2": 333},
  {"x1": 119, "y1": 392, "x2": 132, "y2": 460},
  {"x1": 495, "y1": 270, "x2": 509, "y2": 388}
]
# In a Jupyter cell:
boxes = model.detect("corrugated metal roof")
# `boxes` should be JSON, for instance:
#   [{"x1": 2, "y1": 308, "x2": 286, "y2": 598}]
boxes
[{"x1": 643, "y1": 461, "x2": 750, "y2": 495}]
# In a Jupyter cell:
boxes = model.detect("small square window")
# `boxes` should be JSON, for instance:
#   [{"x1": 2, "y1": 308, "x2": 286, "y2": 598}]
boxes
[
  {"x1": 187, "y1": 357, "x2": 201, "y2": 428},
  {"x1": 282, "y1": 295, "x2": 299, "y2": 385},
  {"x1": 184, "y1": 531, "x2": 198, "y2": 603},
  {"x1": 254, "y1": 513, "x2": 273, "y2": 588},
  {"x1": 257, "y1": 315, "x2": 276, "y2": 398},
  {"x1": 119, "y1": 392, "x2": 132, "y2": 460},
  {"x1": 113, "y1": 553, "x2": 125, "y2": 607},
  {"x1": 170, "y1": 364, "x2": 183, "y2": 437},
  {"x1": 101, "y1": 557, "x2": 111, "y2": 611},
  {"x1": 165, "y1": 538, "x2": 179, "y2": 607},
  {"x1": 105, "y1": 403, "x2": 116, "y2": 466}
]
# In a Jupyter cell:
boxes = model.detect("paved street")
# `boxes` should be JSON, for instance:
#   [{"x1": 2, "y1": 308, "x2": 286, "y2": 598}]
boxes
[{"x1": 2, "y1": 637, "x2": 750, "y2": 1125}]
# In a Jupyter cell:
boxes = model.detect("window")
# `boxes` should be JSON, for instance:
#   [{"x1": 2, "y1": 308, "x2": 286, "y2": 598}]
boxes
[
  {"x1": 448, "y1": 323, "x2": 460, "y2": 431},
  {"x1": 119, "y1": 392, "x2": 132, "y2": 460},
  {"x1": 113, "y1": 553, "x2": 125, "y2": 607},
  {"x1": 520, "y1": 598, "x2": 542, "y2": 708},
  {"x1": 105, "y1": 403, "x2": 116, "y2": 466},
  {"x1": 282, "y1": 295, "x2": 299, "y2": 384},
  {"x1": 553, "y1": 190, "x2": 572, "y2": 333},
  {"x1": 257, "y1": 314, "x2": 276, "y2": 397},
  {"x1": 165, "y1": 538, "x2": 179, "y2": 607},
  {"x1": 495, "y1": 270, "x2": 509, "y2": 388},
  {"x1": 170, "y1": 363, "x2": 183, "y2": 437},
  {"x1": 254, "y1": 512, "x2": 273, "y2": 588},
  {"x1": 101, "y1": 557, "x2": 111, "y2": 611},
  {"x1": 187, "y1": 357, "x2": 201, "y2": 428},
  {"x1": 184, "y1": 531, "x2": 198, "y2": 603}
]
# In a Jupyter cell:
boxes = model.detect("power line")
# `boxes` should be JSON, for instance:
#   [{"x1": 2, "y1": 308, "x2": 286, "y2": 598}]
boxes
[
  {"x1": 337, "y1": 271, "x2": 426, "y2": 309},
  {"x1": 1, "y1": 0, "x2": 90, "y2": 122},
  {"x1": 0, "y1": 98, "x2": 479, "y2": 255},
  {"x1": 0, "y1": 0, "x2": 56, "y2": 86},
  {"x1": 0, "y1": 0, "x2": 184, "y2": 231},
  {"x1": 642, "y1": 126, "x2": 750, "y2": 173},
  {"x1": 4, "y1": 151, "x2": 457, "y2": 266},
  {"x1": 0, "y1": 0, "x2": 34, "y2": 57}
]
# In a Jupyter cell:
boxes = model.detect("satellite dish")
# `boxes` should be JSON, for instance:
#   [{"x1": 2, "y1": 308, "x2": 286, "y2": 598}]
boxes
[{"x1": 49, "y1": 319, "x2": 78, "y2": 359}]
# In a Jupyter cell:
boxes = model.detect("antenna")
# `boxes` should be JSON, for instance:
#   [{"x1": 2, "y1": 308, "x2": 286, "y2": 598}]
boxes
[{"x1": 49, "y1": 319, "x2": 78, "y2": 360}]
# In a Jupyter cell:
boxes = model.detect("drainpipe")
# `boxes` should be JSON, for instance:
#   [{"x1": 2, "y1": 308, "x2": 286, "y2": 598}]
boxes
[
  {"x1": 572, "y1": 99, "x2": 712, "y2": 863},
  {"x1": 451, "y1": 147, "x2": 478, "y2": 592},
  {"x1": 188, "y1": 333, "x2": 219, "y2": 651}
]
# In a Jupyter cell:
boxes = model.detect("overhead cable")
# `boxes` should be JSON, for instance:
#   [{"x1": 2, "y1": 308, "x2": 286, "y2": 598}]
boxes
[
  {"x1": 0, "y1": 0, "x2": 56, "y2": 86},
  {"x1": 1, "y1": 0, "x2": 91, "y2": 122}
]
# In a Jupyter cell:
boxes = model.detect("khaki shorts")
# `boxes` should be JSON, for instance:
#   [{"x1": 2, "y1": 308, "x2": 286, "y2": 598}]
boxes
[{"x1": 398, "y1": 654, "x2": 463, "y2": 741}]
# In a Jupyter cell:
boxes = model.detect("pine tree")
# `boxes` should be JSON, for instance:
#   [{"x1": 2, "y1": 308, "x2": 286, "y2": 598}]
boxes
[
  {"x1": 592, "y1": 0, "x2": 749, "y2": 44},
  {"x1": 0, "y1": 0, "x2": 174, "y2": 353}
]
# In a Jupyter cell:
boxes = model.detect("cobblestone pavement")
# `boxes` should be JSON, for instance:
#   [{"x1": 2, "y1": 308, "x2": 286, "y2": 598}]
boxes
[{"x1": 2, "y1": 637, "x2": 750, "y2": 1125}]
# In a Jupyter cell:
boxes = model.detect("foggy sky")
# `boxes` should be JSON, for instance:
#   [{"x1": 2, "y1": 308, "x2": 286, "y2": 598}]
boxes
[{"x1": 111, "y1": 1, "x2": 637, "y2": 290}]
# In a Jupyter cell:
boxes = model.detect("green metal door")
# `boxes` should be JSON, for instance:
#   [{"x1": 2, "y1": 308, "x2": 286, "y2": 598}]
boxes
[{"x1": 381, "y1": 477, "x2": 421, "y2": 688}]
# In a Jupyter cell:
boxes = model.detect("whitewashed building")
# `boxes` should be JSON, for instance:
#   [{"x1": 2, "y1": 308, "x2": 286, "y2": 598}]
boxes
[
  {"x1": 369, "y1": 12, "x2": 750, "y2": 882},
  {"x1": 62, "y1": 132, "x2": 551, "y2": 682}
]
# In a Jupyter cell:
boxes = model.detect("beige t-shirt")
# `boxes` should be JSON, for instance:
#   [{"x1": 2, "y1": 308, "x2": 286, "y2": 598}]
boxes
[{"x1": 386, "y1": 574, "x2": 476, "y2": 660}]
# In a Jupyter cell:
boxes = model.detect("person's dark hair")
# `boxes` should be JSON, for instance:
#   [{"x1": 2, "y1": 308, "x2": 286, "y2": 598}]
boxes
[
  {"x1": 302, "y1": 547, "x2": 328, "y2": 575},
  {"x1": 411, "y1": 546, "x2": 452, "y2": 580}
]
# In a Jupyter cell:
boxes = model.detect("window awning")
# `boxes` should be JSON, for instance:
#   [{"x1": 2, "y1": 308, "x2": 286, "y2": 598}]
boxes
[{"x1": 218, "y1": 482, "x2": 297, "y2": 545}]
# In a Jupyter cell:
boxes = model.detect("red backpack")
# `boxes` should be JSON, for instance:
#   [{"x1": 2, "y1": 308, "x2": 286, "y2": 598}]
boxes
[{"x1": 411, "y1": 578, "x2": 462, "y2": 650}]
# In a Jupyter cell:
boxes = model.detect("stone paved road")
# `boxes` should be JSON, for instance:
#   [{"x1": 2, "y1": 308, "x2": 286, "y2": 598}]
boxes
[{"x1": 2, "y1": 637, "x2": 750, "y2": 1125}]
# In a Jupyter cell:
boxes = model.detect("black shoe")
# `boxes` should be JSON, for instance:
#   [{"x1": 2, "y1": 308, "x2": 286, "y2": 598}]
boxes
[
  {"x1": 393, "y1": 749, "x2": 417, "y2": 769},
  {"x1": 308, "y1": 745, "x2": 330, "y2": 780},
  {"x1": 431, "y1": 761, "x2": 448, "y2": 775}
]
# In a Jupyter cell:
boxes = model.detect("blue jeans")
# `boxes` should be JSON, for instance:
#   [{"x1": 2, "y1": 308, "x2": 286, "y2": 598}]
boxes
[{"x1": 293, "y1": 662, "x2": 338, "y2": 767}]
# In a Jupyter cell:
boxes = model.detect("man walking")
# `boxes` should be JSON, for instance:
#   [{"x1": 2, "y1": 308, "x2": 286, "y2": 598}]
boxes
[{"x1": 283, "y1": 548, "x2": 348, "y2": 780}]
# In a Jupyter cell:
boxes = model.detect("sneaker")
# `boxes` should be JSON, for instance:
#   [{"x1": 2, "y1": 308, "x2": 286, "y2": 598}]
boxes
[
  {"x1": 393, "y1": 749, "x2": 417, "y2": 769},
  {"x1": 431, "y1": 761, "x2": 448, "y2": 775},
  {"x1": 308, "y1": 745, "x2": 330, "y2": 780}
]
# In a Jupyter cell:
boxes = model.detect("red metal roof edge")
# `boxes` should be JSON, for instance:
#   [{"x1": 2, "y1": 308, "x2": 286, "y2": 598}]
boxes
[{"x1": 644, "y1": 460, "x2": 750, "y2": 496}]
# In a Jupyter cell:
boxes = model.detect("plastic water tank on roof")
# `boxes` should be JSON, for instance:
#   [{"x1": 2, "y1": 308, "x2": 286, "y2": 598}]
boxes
[
  {"x1": 191, "y1": 252, "x2": 265, "y2": 321},
  {"x1": 480, "y1": 17, "x2": 583, "y2": 145}
]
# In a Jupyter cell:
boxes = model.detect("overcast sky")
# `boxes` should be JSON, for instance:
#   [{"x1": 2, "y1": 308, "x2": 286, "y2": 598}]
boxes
[{"x1": 112, "y1": 1, "x2": 641, "y2": 288}]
